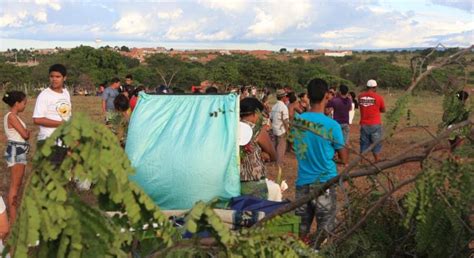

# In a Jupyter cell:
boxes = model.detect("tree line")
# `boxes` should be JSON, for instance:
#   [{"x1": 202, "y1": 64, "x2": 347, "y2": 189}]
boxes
[{"x1": 0, "y1": 46, "x2": 469, "y2": 94}]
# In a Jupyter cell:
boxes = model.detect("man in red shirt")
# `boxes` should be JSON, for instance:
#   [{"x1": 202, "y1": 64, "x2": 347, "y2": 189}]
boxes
[{"x1": 358, "y1": 79, "x2": 385, "y2": 162}]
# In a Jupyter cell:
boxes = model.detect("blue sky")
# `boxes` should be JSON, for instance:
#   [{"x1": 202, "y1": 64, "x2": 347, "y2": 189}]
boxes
[{"x1": 0, "y1": 0, "x2": 472, "y2": 51}]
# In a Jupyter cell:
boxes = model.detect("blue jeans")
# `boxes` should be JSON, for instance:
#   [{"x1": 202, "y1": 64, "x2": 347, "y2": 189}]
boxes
[{"x1": 360, "y1": 125, "x2": 383, "y2": 154}]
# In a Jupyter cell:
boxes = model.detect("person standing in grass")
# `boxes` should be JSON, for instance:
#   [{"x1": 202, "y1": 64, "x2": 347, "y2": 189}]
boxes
[
  {"x1": 327, "y1": 84, "x2": 352, "y2": 144},
  {"x1": 358, "y1": 79, "x2": 385, "y2": 162},
  {"x1": 108, "y1": 94, "x2": 131, "y2": 148},
  {"x1": 33, "y1": 64, "x2": 72, "y2": 165},
  {"x1": 293, "y1": 78, "x2": 347, "y2": 249},
  {"x1": 270, "y1": 89, "x2": 289, "y2": 165},
  {"x1": 3, "y1": 91, "x2": 30, "y2": 224},
  {"x1": 122, "y1": 74, "x2": 135, "y2": 97},
  {"x1": 348, "y1": 91, "x2": 358, "y2": 125},
  {"x1": 33, "y1": 64, "x2": 72, "y2": 140},
  {"x1": 240, "y1": 97, "x2": 276, "y2": 198},
  {"x1": 129, "y1": 85, "x2": 145, "y2": 112},
  {"x1": 102, "y1": 77, "x2": 120, "y2": 123}
]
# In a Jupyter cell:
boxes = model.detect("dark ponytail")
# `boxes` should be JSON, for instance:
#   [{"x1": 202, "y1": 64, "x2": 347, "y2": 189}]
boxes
[{"x1": 2, "y1": 91, "x2": 26, "y2": 107}]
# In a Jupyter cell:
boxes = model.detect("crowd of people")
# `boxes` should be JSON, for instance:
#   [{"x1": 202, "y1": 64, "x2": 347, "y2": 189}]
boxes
[
  {"x1": 1, "y1": 63, "x2": 470, "y2": 251},
  {"x1": 238, "y1": 79, "x2": 385, "y2": 248}
]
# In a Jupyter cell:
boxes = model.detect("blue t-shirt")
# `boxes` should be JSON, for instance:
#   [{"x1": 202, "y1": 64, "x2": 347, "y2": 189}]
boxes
[
  {"x1": 102, "y1": 87, "x2": 119, "y2": 112},
  {"x1": 293, "y1": 112, "x2": 345, "y2": 186}
]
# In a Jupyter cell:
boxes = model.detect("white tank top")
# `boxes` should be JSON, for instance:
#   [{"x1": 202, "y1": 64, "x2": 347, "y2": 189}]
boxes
[{"x1": 3, "y1": 112, "x2": 27, "y2": 142}]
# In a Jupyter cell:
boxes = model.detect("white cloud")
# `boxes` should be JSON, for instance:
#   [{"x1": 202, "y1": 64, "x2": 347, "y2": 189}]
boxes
[
  {"x1": 34, "y1": 0, "x2": 61, "y2": 11},
  {"x1": 198, "y1": 0, "x2": 248, "y2": 12},
  {"x1": 113, "y1": 13, "x2": 152, "y2": 34},
  {"x1": 158, "y1": 9, "x2": 183, "y2": 20},
  {"x1": 310, "y1": 4, "x2": 474, "y2": 49},
  {"x1": 319, "y1": 27, "x2": 369, "y2": 39},
  {"x1": 247, "y1": 0, "x2": 312, "y2": 37},
  {"x1": 165, "y1": 22, "x2": 200, "y2": 40},
  {"x1": 0, "y1": 11, "x2": 28, "y2": 27},
  {"x1": 34, "y1": 10, "x2": 48, "y2": 22},
  {"x1": 0, "y1": 0, "x2": 472, "y2": 49},
  {"x1": 318, "y1": 41, "x2": 361, "y2": 49},
  {"x1": 90, "y1": 26, "x2": 101, "y2": 33},
  {"x1": 195, "y1": 30, "x2": 232, "y2": 41}
]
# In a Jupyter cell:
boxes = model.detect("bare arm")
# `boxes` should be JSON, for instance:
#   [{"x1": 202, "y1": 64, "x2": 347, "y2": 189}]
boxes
[
  {"x1": 336, "y1": 147, "x2": 348, "y2": 166},
  {"x1": 8, "y1": 114, "x2": 29, "y2": 140},
  {"x1": 283, "y1": 118, "x2": 290, "y2": 134},
  {"x1": 0, "y1": 210, "x2": 8, "y2": 240},
  {"x1": 380, "y1": 97, "x2": 386, "y2": 113},
  {"x1": 33, "y1": 117, "x2": 62, "y2": 128},
  {"x1": 102, "y1": 99, "x2": 107, "y2": 113},
  {"x1": 257, "y1": 129, "x2": 277, "y2": 162},
  {"x1": 288, "y1": 104, "x2": 295, "y2": 121}
]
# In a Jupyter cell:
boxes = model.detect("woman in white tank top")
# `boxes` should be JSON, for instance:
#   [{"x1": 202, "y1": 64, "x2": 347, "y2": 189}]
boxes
[{"x1": 2, "y1": 91, "x2": 30, "y2": 225}]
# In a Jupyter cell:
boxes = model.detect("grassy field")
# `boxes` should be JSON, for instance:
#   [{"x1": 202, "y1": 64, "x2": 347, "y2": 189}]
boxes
[{"x1": 0, "y1": 90, "x2": 452, "y2": 201}]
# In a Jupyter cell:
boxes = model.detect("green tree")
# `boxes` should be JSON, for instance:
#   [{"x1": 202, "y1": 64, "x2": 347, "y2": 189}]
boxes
[
  {"x1": 120, "y1": 46, "x2": 130, "y2": 52},
  {"x1": 207, "y1": 61, "x2": 240, "y2": 86},
  {"x1": 340, "y1": 57, "x2": 411, "y2": 88},
  {"x1": 174, "y1": 64, "x2": 207, "y2": 89},
  {"x1": 145, "y1": 54, "x2": 184, "y2": 87}
]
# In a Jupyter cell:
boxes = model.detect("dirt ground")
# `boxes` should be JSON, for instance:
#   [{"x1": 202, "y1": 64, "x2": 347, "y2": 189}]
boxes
[{"x1": 0, "y1": 91, "x2": 448, "y2": 207}]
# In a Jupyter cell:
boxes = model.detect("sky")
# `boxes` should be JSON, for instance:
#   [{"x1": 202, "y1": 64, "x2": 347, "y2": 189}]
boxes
[{"x1": 0, "y1": 0, "x2": 472, "y2": 51}]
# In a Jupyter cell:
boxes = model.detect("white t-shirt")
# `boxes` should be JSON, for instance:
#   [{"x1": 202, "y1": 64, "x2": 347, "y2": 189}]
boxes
[
  {"x1": 270, "y1": 100, "x2": 289, "y2": 136},
  {"x1": 33, "y1": 87, "x2": 72, "y2": 140},
  {"x1": 349, "y1": 102, "x2": 356, "y2": 124}
]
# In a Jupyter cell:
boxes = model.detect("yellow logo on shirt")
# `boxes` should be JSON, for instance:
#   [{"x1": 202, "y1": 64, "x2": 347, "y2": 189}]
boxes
[{"x1": 56, "y1": 101, "x2": 71, "y2": 121}]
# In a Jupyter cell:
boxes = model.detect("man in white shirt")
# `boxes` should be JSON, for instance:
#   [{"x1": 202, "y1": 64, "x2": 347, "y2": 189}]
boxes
[
  {"x1": 270, "y1": 89, "x2": 289, "y2": 164},
  {"x1": 33, "y1": 64, "x2": 72, "y2": 163}
]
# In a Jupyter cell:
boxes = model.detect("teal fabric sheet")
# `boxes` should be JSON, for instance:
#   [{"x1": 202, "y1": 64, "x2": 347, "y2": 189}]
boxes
[{"x1": 125, "y1": 92, "x2": 241, "y2": 210}]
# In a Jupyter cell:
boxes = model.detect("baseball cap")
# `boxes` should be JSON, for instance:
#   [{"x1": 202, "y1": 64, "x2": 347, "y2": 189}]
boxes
[{"x1": 367, "y1": 79, "x2": 377, "y2": 87}]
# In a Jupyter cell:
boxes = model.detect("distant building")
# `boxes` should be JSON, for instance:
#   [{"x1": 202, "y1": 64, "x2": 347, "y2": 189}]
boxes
[
  {"x1": 323, "y1": 50, "x2": 353, "y2": 57},
  {"x1": 6, "y1": 60, "x2": 39, "y2": 67},
  {"x1": 36, "y1": 48, "x2": 59, "y2": 55},
  {"x1": 119, "y1": 47, "x2": 168, "y2": 62}
]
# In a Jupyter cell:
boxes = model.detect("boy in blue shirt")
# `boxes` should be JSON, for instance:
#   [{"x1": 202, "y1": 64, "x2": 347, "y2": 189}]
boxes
[{"x1": 293, "y1": 78, "x2": 348, "y2": 248}]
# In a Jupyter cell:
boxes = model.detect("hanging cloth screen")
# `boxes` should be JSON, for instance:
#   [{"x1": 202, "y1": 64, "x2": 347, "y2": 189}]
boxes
[{"x1": 125, "y1": 92, "x2": 241, "y2": 210}]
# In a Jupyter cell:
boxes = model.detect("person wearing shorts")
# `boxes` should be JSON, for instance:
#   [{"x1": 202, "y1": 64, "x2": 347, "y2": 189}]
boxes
[{"x1": 2, "y1": 91, "x2": 30, "y2": 224}]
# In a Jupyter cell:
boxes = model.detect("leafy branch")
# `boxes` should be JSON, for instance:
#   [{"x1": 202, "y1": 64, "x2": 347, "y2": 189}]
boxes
[
  {"x1": 255, "y1": 119, "x2": 473, "y2": 226},
  {"x1": 7, "y1": 113, "x2": 178, "y2": 257}
]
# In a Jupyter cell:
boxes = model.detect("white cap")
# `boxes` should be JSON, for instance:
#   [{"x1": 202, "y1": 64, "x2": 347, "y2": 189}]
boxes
[{"x1": 367, "y1": 79, "x2": 377, "y2": 87}]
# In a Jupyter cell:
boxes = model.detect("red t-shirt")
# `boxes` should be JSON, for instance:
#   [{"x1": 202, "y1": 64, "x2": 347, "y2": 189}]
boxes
[
  {"x1": 130, "y1": 95, "x2": 138, "y2": 111},
  {"x1": 358, "y1": 91, "x2": 385, "y2": 125}
]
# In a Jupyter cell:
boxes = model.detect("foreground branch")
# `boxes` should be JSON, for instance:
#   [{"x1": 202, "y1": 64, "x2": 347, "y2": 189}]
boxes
[
  {"x1": 406, "y1": 45, "x2": 473, "y2": 93},
  {"x1": 334, "y1": 175, "x2": 420, "y2": 245},
  {"x1": 254, "y1": 119, "x2": 472, "y2": 226}
]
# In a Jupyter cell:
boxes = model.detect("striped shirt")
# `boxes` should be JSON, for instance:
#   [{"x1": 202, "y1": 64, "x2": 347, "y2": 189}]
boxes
[{"x1": 240, "y1": 120, "x2": 266, "y2": 182}]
